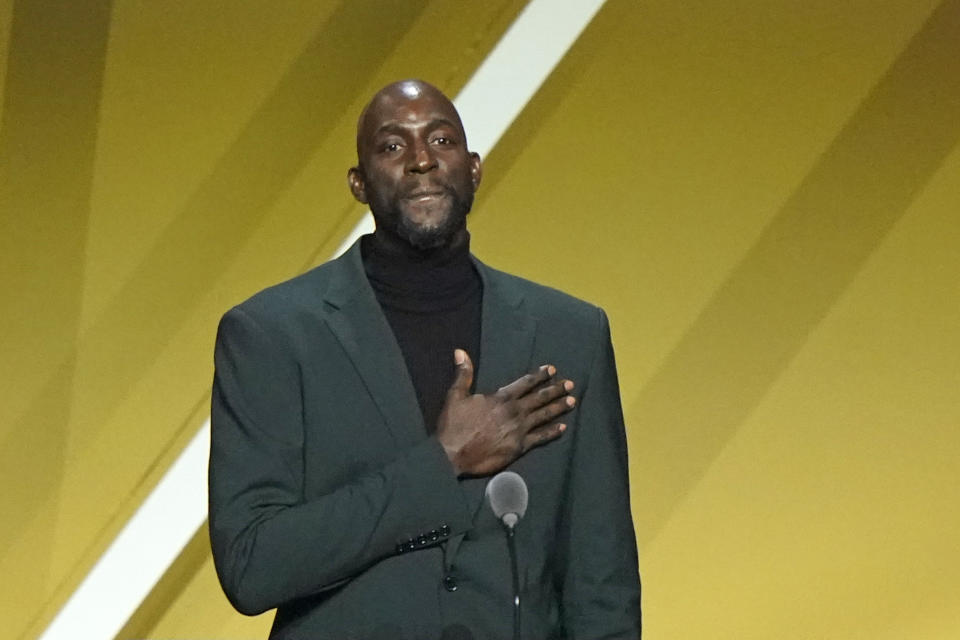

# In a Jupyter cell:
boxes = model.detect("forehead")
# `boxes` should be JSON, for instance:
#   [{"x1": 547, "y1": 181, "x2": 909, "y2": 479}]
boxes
[{"x1": 360, "y1": 89, "x2": 464, "y2": 140}]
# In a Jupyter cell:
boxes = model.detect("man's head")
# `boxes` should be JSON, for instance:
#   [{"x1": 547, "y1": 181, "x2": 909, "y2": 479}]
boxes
[{"x1": 348, "y1": 80, "x2": 482, "y2": 250}]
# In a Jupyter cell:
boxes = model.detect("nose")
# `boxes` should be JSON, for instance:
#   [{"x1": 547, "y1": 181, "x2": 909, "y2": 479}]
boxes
[{"x1": 408, "y1": 139, "x2": 437, "y2": 173}]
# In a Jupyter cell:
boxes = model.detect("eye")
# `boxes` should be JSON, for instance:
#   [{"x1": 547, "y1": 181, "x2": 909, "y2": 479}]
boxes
[
  {"x1": 432, "y1": 135, "x2": 454, "y2": 145},
  {"x1": 382, "y1": 141, "x2": 402, "y2": 153}
]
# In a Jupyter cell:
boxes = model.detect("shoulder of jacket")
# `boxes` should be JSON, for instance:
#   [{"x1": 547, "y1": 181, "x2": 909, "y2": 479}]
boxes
[
  {"x1": 224, "y1": 258, "x2": 343, "y2": 326},
  {"x1": 477, "y1": 260, "x2": 604, "y2": 329}
]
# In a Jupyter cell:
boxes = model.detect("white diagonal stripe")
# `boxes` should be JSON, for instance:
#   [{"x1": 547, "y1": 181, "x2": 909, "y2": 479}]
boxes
[{"x1": 334, "y1": 0, "x2": 606, "y2": 258}]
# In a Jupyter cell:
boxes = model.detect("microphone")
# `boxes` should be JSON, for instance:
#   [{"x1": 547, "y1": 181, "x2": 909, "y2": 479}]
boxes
[
  {"x1": 485, "y1": 471, "x2": 528, "y2": 529},
  {"x1": 485, "y1": 471, "x2": 528, "y2": 640}
]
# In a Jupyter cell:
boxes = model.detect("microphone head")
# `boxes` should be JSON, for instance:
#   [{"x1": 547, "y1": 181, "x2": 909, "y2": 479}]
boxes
[{"x1": 485, "y1": 471, "x2": 528, "y2": 528}]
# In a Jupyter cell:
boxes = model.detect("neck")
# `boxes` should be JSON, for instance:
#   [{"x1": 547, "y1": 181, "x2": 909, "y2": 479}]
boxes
[{"x1": 361, "y1": 228, "x2": 478, "y2": 312}]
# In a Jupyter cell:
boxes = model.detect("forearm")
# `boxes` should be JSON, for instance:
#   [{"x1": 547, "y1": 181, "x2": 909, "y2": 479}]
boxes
[
  {"x1": 208, "y1": 307, "x2": 473, "y2": 614},
  {"x1": 210, "y1": 435, "x2": 471, "y2": 615}
]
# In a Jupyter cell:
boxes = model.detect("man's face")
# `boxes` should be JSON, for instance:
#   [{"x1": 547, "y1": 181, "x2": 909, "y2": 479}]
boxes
[{"x1": 349, "y1": 83, "x2": 482, "y2": 250}]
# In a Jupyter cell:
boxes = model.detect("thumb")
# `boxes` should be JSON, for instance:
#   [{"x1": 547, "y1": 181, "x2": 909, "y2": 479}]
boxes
[{"x1": 448, "y1": 349, "x2": 474, "y2": 398}]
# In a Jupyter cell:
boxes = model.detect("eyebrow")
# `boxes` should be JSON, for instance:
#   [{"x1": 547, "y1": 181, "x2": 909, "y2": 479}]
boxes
[{"x1": 373, "y1": 117, "x2": 462, "y2": 138}]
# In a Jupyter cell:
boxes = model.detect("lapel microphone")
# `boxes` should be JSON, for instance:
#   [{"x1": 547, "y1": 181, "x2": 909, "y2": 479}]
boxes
[{"x1": 485, "y1": 471, "x2": 528, "y2": 640}]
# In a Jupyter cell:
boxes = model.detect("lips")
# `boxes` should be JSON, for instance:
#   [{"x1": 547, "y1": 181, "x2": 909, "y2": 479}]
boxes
[
  {"x1": 406, "y1": 191, "x2": 445, "y2": 200},
  {"x1": 404, "y1": 184, "x2": 449, "y2": 199}
]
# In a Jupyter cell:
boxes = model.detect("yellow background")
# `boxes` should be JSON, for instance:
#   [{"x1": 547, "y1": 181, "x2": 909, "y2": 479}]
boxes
[{"x1": 1, "y1": 0, "x2": 958, "y2": 637}]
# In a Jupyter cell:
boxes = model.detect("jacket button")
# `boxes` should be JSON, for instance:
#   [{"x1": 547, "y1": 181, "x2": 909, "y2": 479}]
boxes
[
  {"x1": 429, "y1": 529, "x2": 440, "y2": 542},
  {"x1": 417, "y1": 535, "x2": 428, "y2": 546},
  {"x1": 439, "y1": 524, "x2": 451, "y2": 537},
  {"x1": 405, "y1": 539, "x2": 417, "y2": 552},
  {"x1": 443, "y1": 574, "x2": 458, "y2": 592},
  {"x1": 395, "y1": 543, "x2": 405, "y2": 554}
]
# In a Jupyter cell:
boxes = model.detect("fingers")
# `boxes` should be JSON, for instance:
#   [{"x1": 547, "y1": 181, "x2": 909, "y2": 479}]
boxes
[
  {"x1": 531, "y1": 378, "x2": 574, "y2": 407},
  {"x1": 514, "y1": 375, "x2": 574, "y2": 418},
  {"x1": 524, "y1": 393, "x2": 576, "y2": 431},
  {"x1": 497, "y1": 364, "x2": 556, "y2": 399},
  {"x1": 447, "y1": 349, "x2": 474, "y2": 399},
  {"x1": 497, "y1": 366, "x2": 576, "y2": 432},
  {"x1": 522, "y1": 422, "x2": 567, "y2": 451}
]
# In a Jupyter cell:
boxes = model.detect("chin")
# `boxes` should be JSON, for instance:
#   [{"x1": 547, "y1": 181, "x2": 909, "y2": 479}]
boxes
[
  {"x1": 398, "y1": 212, "x2": 463, "y2": 250},
  {"x1": 376, "y1": 191, "x2": 472, "y2": 251},
  {"x1": 399, "y1": 223, "x2": 455, "y2": 250}
]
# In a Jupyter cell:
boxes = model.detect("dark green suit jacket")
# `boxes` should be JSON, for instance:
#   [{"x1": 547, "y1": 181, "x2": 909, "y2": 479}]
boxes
[{"x1": 209, "y1": 238, "x2": 641, "y2": 639}]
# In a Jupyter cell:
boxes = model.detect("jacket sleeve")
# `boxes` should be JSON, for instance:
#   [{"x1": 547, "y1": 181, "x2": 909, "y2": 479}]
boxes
[
  {"x1": 208, "y1": 306, "x2": 474, "y2": 616},
  {"x1": 560, "y1": 307, "x2": 642, "y2": 638}
]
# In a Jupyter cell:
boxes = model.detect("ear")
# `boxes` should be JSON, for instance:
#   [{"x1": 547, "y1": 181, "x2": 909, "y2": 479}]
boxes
[
  {"x1": 347, "y1": 166, "x2": 368, "y2": 203},
  {"x1": 469, "y1": 152, "x2": 482, "y2": 190}
]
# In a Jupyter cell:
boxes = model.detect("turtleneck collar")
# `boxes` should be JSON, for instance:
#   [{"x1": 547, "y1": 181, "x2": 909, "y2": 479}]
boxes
[{"x1": 361, "y1": 229, "x2": 481, "y2": 314}]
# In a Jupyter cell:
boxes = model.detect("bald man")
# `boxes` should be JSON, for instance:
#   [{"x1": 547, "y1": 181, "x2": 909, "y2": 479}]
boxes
[{"x1": 209, "y1": 80, "x2": 641, "y2": 639}]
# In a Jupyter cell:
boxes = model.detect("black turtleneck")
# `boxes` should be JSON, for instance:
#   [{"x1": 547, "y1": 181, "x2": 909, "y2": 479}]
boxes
[{"x1": 361, "y1": 232, "x2": 482, "y2": 435}]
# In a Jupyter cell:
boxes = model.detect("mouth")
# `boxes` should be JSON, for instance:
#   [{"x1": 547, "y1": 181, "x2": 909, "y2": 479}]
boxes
[
  {"x1": 404, "y1": 183, "x2": 449, "y2": 200},
  {"x1": 405, "y1": 190, "x2": 446, "y2": 201}
]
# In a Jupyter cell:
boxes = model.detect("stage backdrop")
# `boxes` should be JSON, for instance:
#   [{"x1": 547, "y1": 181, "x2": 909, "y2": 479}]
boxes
[{"x1": 1, "y1": 0, "x2": 958, "y2": 637}]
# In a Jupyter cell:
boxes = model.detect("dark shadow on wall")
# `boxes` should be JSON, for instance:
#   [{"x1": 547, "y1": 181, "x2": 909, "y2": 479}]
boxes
[
  {"x1": 630, "y1": 0, "x2": 960, "y2": 546},
  {"x1": 0, "y1": 1, "x2": 113, "y2": 635}
]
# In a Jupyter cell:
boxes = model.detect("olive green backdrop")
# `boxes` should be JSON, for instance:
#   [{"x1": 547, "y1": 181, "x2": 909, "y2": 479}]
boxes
[{"x1": 1, "y1": 0, "x2": 957, "y2": 638}]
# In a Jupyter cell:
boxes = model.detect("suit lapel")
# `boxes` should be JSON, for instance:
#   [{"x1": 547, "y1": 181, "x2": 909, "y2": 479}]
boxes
[
  {"x1": 322, "y1": 241, "x2": 426, "y2": 448},
  {"x1": 472, "y1": 262, "x2": 538, "y2": 395},
  {"x1": 461, "y1": 259, "x2": 538, "y2": 515},
  {"x1": 321, "y1": 244, "x2": 539, "y2": 522}
]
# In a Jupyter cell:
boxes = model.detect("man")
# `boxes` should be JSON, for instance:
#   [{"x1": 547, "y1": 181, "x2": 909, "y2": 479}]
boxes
[{"x1": 209, "y1": 79, "x2": 641, "y2": 639}]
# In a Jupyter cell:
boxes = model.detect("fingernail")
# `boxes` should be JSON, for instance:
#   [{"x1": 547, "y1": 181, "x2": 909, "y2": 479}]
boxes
[
  {"x1": 564, "y1": 380, "x2": 574, "y2": 391},
  {"x1": 558, "y1": 423, "x2": 567, "y2": 432},
  {"x1": 547, "y1": 365, "x2": 556, "y2": 376},
  {"x1": 454, "y1": 349, "x2": 465, "y2": 364},
  {"x1": 566, "y1": 396, "x2": 576, "y2": 407}
]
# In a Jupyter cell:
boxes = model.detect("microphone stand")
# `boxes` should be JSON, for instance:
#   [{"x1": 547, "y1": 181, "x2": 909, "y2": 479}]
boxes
[
  {"x1": 486, "y1": 472, "x2": 528, "y2": 640},
  {"x1": 504, "y1": 516, "x2": 521, "y2": 640}
]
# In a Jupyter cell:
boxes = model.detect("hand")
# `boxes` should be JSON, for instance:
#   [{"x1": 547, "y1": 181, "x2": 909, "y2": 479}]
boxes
[{"x1": 436, "y1": 349, "x2": 576, "y2": 477}]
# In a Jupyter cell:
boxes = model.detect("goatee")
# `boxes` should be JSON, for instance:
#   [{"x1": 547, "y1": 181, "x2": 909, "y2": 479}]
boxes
[{"x1": 393, "y1": 191, "x2": 473, "y2": 251}]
